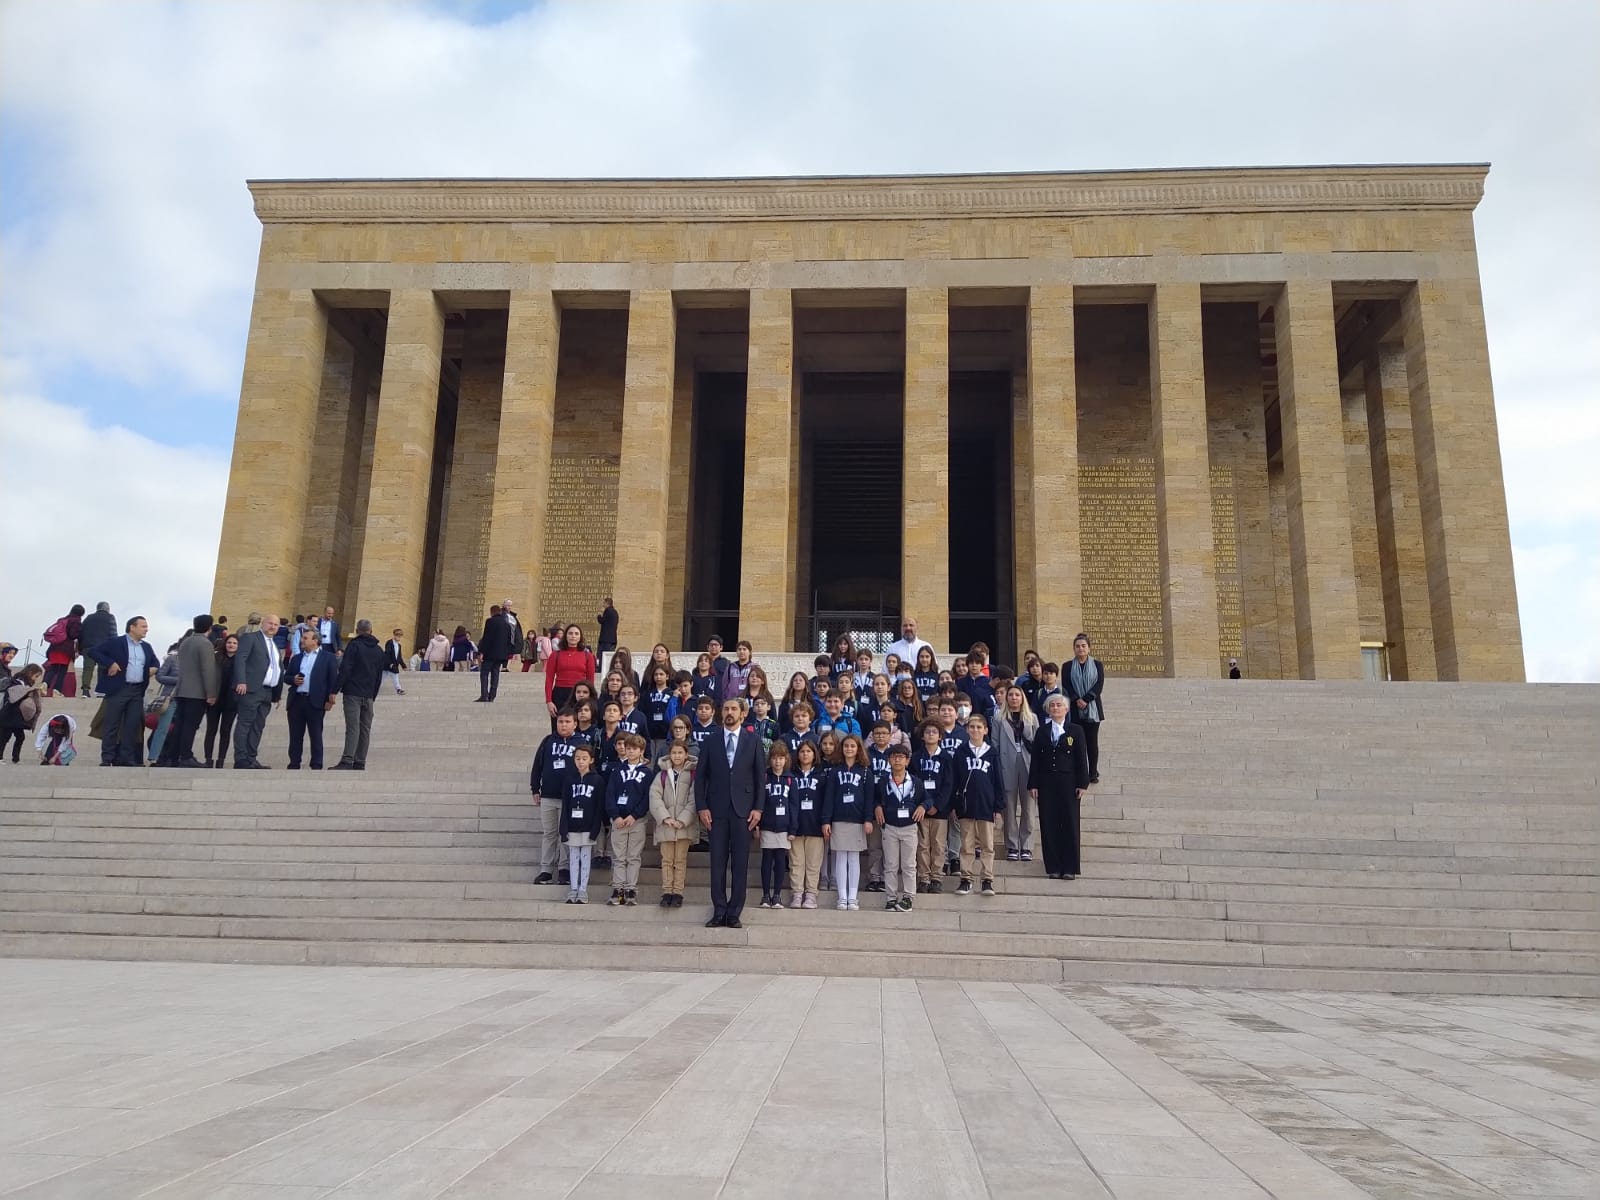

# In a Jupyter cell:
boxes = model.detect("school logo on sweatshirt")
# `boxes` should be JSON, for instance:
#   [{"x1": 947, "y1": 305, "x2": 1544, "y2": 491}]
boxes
[{"x1": 963, "y1": 753, "x2": 993, "y2": 775}]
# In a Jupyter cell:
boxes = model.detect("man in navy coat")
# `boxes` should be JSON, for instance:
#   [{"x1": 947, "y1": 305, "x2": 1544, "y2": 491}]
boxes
[
  {"x1": 89, "y1": 615, "x2": 160, "y2": 766},
  {"x1": 694, "y1": 697, "x2": 765, "y2": 928},
  {"x1": 285, "y1": 627, "x2": 338, "y2": 769}
]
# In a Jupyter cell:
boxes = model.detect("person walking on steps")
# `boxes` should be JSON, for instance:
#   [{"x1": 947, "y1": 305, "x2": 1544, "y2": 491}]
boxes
[{"x1": 475, "y1": 599, "x2": 521, "y2": 703}]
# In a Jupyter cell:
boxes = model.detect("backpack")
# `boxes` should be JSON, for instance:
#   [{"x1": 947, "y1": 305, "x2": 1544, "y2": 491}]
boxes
[{"x1": 43, "y1": 617, "x2": 71, "y2": 646}]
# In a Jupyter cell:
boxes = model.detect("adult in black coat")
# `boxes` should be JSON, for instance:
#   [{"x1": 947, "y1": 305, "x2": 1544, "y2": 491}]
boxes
[
  {"x1": 334, "y1": 621, "x2": 385, "y2": 770},
  {"x1": 693, "y1": 698, "x2": 766, "y2": 927},
  {"x1": 78, "y1": 603, "x2": 117, "y2": 695},
  {"x1": 230, "y1": 615, "x2": 282, "y2": 768},
  {"x1": 284, "y1": 630, "x2": 339, "y2": 770},
  {"x1": 596, "y1": 598, "x2": 620, "y2": 654},
  {"x1": 88, "y1": 616, "x2": 160, "y2": 766},
  {"x1": 1027, "y1": 694, "x2": 1091, "y2": 879},
  {"x1": 1063, "y1": 633, "x2": 1106, "y2": 783},
  {"x1": 476, "y1": 600, "x2": 522, "y2": 703}
]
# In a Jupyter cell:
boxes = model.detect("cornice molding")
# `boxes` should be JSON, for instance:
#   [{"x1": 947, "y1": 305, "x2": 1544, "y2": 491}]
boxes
[{"x1": 248, "y1": 165, "x2": 1488, "y2": 225}]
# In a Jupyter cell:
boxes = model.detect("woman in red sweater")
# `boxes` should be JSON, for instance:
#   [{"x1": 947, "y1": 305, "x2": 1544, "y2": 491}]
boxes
[{"x1": 544, "y1": 624, "x2": 597, "y2": 727}]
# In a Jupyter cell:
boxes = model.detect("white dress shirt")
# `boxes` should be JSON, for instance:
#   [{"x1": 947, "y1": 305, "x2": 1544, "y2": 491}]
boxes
[
  {"x1": 262, "y1": 633, "x2": 281, "y2": 688},
  {"x1": 296, "y1": 648, "x2": 320, "y2": 694}
]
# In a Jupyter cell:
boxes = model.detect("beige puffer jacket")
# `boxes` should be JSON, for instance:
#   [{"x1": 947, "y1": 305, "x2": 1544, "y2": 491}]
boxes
[{"x1": 648, "y1": 753, "x2": 698, "y2": 843}]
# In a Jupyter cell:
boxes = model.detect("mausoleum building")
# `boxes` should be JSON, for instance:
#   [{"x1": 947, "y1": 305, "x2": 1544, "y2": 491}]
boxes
[{"x1": 212, "y1": 165, "x2": 1523, "y2": 680}]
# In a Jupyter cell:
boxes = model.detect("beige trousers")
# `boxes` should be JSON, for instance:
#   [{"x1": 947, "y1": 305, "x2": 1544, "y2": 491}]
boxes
[
  {"x1": 659, "y1": 838, "x2": 689, "y2": 895},
  {"x1": 960, "y1": 818, "x2": 997, "y2": 882},
  {"x1": 788, "y1": 835, "x2": 825, "y2": 896},
  {"x1": 610, "y1": 823, "x2": 647, "y2": 889},
  {"x1": 917, "y1": 818, "x2": 947, "y2": 883}
]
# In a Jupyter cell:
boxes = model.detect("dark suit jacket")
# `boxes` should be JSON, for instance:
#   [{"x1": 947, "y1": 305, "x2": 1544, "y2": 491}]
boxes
[
  {"x1": 1027, "y1": 722, "x2": 1090, "y2": 791},
  {"x1": 694, "y1": 725, "x2": 766, "y2": 819},
  {"x1": 479, "y1": 613, "x2": 521, "y2": 663},
  {"x1": 232, "y1": 629, "x2": 277, "y2": 696},
  {"x1": 316, "y1": 619, "x2": 342, "y2": 654},
  {"x1": 88, "y1": 636, "x2": 159, "y2": 696},
  {"x1": 287, "y1": 650, "x2": 339, "y2": 708}
]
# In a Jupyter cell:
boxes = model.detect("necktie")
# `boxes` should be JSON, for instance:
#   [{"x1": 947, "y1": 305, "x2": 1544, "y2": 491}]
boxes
[{"x1": 725, "y1": 731, "x2": 737, "y2": 766}]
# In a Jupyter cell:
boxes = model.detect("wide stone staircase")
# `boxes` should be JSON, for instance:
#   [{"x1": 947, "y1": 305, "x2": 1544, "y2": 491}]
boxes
[{"x1": 1, "y1": 670, "x2": 1595, "y2": 994}]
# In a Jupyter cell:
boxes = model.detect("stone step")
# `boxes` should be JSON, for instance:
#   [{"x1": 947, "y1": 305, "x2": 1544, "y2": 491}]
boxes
[
  {"x1": 3, "y1": 889, "x2": 1590, "y2": 953},
  {"x1": 3, "y1": 931, "x2": 1594, "y2": 997},
  {"x1": 2, "y1": 908, "x2": 1593, "y2": 977}
]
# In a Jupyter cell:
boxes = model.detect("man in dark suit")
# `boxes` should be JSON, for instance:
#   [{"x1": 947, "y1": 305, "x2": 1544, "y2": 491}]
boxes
[
  {"x1": 89, "y1": 615, "x2": 161, "y2": 766},
  {"x1": 317, "y1": 606, "x2": 343, "y2": 656},
  {"x1": 231, "y1": 614, "x2": 282, "y2": 769},
  {"x1": 475, "y1": 599, "x2": 522, "y2": 703},
  {"x1": 694, "y1": 698, "x2": 766, "y2": 928},
  {"x1": 285, "y1": 627, "x2": 338, "y2": 769}
]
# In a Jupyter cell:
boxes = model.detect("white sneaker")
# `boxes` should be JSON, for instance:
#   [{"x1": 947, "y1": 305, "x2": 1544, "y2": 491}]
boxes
[
  {"x1": 847, "y1": 900, "x2": 860, "y2": 911},
  {"x1": 836, "y1": 900, "x2": 848, "y2": 911}
]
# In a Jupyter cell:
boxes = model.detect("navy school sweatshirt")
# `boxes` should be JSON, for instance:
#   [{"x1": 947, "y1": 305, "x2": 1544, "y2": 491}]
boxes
[
  {"x1": 560, "y1": 770, "x2": 606, "y2": 842},
  {"x1": 875, "y1": 773, "x2": 922, "y2": 827},
  {"x1": 531, "y1": 732, "x2": 582, "y2": 796},
  {"x1": 821, "y1": 763, "x2": 872, "y2": 826},
  {"x1": 604, "y1": 758, "x2": 653, "y2": 822},
  {"x1": 912, "y1": 747, "x2": 954, "y2": 818},
  {"x1": 758, "y1": 772, "x2": 795, "y2": 835},
  {"x1": 953, "y1": 741, "x2": 1005, "y2": 821},
  {"x1": 790, "y1": 767, "x2": 826, "y2": 837}
]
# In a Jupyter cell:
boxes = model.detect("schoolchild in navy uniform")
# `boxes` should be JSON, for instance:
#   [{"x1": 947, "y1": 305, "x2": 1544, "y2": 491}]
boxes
[
  {"x1": 560, "y1": 745, "x2": 605, "y2": 903},
  {"x1": 874, "y1": 742, "x2": 921, "y2": 911},
  {"x1": 777, "y1": 672, "x2": 812, "y2": 733},
  {"x1": 863, "y1": 722, "x2": 896, "y2": 892},
  {"x1": 688, "y1": 695, "x2": 719, "y2": 755},
  {"x1": 781, "y1": 702, "x2": 819, "y2": 756},
  {"x1": 958, "y1": 653, "x2": 997, "y2": 717},
  {"x1": 746, "y1": 694, "x2": 779, "y2": 751},
  {"x1": 592, "y1": 702, "x2": 624, "y2": 868},
  {"x1": 856, "y1": 673, "x2": 889, "y2": 733},
  {"x1": 531, "y1": 708, "x2": 584, "y2": 886},
  {"x1": 894, "y1": 677, "x2": 925, "y2": 733},
  {"x1": 953, "y1": 712, "x2": 1003, "y2": 897},
  {"x1": 1019, "y1": 654, "x2": 1045, "y2": 711},
  {"x1": 642, "y1": 665, "x2": 674, "y2": 760},
  {"x1": 690, "y1": 653, "x2": 721, "y2": 704},
  {"x1": 913, "y1": 719, "x2": 954, "y2": 894},
  {"x1": 821, "y1": 733, "x2": 873, "y2": 910},
  {"x1": 851, "y1": 650, "x2": 875, "y2": 698},
  {"x1": 615, "y1": 684, "x2": 648, "y2": 740},
  {"x1": 666, "y1": 671, "x2": 695, "y2": 722},
  {"x1": 1032, "y1": 662, "x2": 1065, "y2": 720},
  {"x1": 787, "y1": 739, "x2": 827, "y2": 908},
  {"x1": 808, "y1": 655, "x2": 833, "y2": 697},
  {"x1": 830, "y1": 635, "x2": 856, "y2": 683},
  {"x1": 603, "y1": 732, "x2": 652, "y2": 906},
  {"x1": 912, "y1": 646, "x2": 940, "y2": 703},
  {"x1": 758, "y1": 742, "x2": 796, "y2": 909}
]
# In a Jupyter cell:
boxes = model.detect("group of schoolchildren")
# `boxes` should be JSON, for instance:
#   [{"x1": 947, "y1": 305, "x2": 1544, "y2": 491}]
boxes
[{"x1": 529, "y1": 637, "x2": 1097, "y2": 910}]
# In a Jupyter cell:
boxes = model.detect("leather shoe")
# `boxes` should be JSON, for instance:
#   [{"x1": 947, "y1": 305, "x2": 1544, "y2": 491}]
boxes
[
  {"x1": 723, "y1": 917, "x2": 743, "y2": 929},
  {"x1": 176, "y1": 759, "x2": 204, "y2": 769},
  {"x1": 705, "y1": 915, "x2": 725, "y2": 928},
  {"x1": 331, "y1": 763, "x2": 355, "y2": 770}
]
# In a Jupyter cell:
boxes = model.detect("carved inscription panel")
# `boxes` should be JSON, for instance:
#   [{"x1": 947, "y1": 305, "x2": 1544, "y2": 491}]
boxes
[
  {"x1": 539, "y1": 455, "x2": 619, "y2": 627},
  {"x1": 1079, "y1": 457, "x2": 1165, "y2": 676},
  {"x1": 1211, "y1": 463, "x2": 1244, "y2": 664}
]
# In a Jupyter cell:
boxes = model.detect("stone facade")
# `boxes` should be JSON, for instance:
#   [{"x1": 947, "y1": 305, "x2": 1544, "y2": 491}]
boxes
[{"x1": 212, "y1": 165, "x2": 1524, "y2": 680}]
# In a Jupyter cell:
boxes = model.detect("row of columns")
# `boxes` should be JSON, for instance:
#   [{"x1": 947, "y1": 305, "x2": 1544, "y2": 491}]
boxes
[{"x1": 213, "y1": 279, "x2": 1522, "y2": 680}]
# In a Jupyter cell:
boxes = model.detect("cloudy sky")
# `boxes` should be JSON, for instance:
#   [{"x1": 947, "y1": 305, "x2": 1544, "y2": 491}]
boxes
[{"x1": 1, "y1": 0, "x2": 1594, "y2": 679}]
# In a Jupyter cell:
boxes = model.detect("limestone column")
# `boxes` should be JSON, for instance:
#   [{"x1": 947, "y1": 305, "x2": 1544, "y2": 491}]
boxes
[
  {"x1": 1023, "y1": 286, "x2": 1080, "y2": 657},
  {"x1": 212, "y1": 288, "x2": 329, "y2": 622},
  {"x1": 610, "y1": 290, "x2": 677, "y2": 648},
  {"x1": 661, "y1": 338, "x2": 696, "y2": 649},
  {"x1": 738, "y1": 289, "x2": 796, "y2": 651},
  {"x1": 1149, "y1": 283, "x2": 1222, "y2": 676},
  {"x1": 352, "y1": 290, "x2": 446, "y2": 639},
  {"x1": 1364, "y1": 344, "x2": 1436, "y2": 680},
  {"x1": 1273, "y1": 279, "x2": 1362, "y2": 679},
  {"x1": 903, "y1": 288, "x2": 950, "y2": 653},
  {"x1": 1010, "y1": 367, "x2": 1036, "y2": 653},
  {"x1": 1400, "y1": 280, "x2": 1524, "y2": 681},
  {"x1": 483, "y1": 291, "x2": 561, "y2": 629},
  {"x1": 296, "y1": 329, "x2": 357, "y2": 610}
]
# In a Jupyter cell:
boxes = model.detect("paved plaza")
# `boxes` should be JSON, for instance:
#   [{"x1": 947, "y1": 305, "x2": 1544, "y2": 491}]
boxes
[{"x1": 0, "y1": 961, "x2": 1595, "y2": 1198}]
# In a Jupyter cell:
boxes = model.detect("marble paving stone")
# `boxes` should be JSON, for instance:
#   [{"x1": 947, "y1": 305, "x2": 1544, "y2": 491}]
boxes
[{"x1": 0, "y1": 960, "x2": 1596, "y2": 1199}]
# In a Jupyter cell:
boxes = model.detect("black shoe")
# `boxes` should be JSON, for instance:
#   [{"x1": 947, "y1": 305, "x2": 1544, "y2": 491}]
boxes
[
  {"x1": 1089, "y1": 775, "x2": 1100, "y2": 784},
  {"x1": 706, "y1": 914, "x2": 725, "y2": 928},
  {"x1": 624, "y1": 890, "x2": 637, "y2": 907},
  {"x1": 945, "y1": 856, "x2": 959, "y2": 875},
  {"x1": 689, "y1": 842, "x2": 709, "y2": 853},
  {"x1": 177, "y1": 759, "x2": 203, "y2": 768},
  {"x1": 1006, "y1": 850, "x2": 1020, "y2": 861},
  {"x1": 287, "y1": 763, "x2": 300, "y2": 770},
  {"x1": 473, "y1": 697, "x2": 488, "y2": 703},
  {"x1": 915, "y1": 881, "x2": 927, "y2": 894},
  {"x1": 723, "y1": 917, "x2": 742, "y2": 930},
  {"x1": 1020, "y1": 851, "x2": 1032, "y2": 862},
  {"x1": 659, "y1": 894, "x2": 672, "y2": 907},
  {"x1": 1064, "y1": 873, "x2": 1077, "y2": 881},
  {"x1": 558, "y1": 870, "x2": 571, "y2": 885},
  {"x1": 671, "y1": 894, "x2": 683, "y2": 908},
  {"x1": 884, "y1": 898, "x2": 898, "y2": 911},
  {"x1": 331, "y1": 762, "x2": 355, "y2": 770},
  {"x1": 981, "y1": 880, "x2": 996, "y2": 897},
  {"x1": 927, "y1": 879, "x2": 943, "y2": 894},
  {"x1": 354, "y1": 764, "x2": 365, "y2": 770},
  {"x1": 534, "y1": 873, "x2": 554, "y2": 885},
  {"x1": 956, "y1": 880, "x2": 973, "y2": 896}
]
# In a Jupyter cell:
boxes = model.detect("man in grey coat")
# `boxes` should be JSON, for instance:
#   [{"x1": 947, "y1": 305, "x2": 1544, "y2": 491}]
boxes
[
  {"x1": 231, "y1": 614, "x2": 282, "y2": 769},
  {"x1": 172, "y1": 616, "x2": 220, "y2": 768}
]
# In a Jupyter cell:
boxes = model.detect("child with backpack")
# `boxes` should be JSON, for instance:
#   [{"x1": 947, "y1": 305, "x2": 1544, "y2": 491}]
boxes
[{"x1": 1, "y1": 665, "x2": 44, "y2": 762}]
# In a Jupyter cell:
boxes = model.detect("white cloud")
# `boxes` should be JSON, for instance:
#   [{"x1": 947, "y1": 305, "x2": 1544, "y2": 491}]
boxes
[
  {"x1": 0, "y1": 0, "x2": 1596, "y2": 678},
  {"x1": 0, "y1": 362, "x2": 227, "y2": 663},
  {"x1": 1514, "y1": 541, "x2": 1600, "y2": 683}
]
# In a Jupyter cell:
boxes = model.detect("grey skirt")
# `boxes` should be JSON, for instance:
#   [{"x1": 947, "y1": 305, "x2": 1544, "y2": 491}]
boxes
[
  {"x1": 759, "y1": 830, "x2": 791, "y2": 851},
  {"x1": 829, "y1": 822, "x2": 867, "y2": 853}
]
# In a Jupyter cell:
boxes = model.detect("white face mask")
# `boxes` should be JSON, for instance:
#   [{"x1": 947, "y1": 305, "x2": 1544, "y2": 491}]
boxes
[{"x1": 957, "y1": 705, "x2": 972, "y2": 719}]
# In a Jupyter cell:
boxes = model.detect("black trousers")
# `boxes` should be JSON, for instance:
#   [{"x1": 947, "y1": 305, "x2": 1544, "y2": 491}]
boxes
[
  {"x1": 708, "y1": 809, "x2": 751, "y2": 920},
  {"x1": 285, "y1": 694, "x2": 326, "y2": 768},
  {"x1": 173, "y1": 697, "x2": 207, "y2": 763},
  {"x1": 479, "y1": 658, "x2": 502, "y2": 700},
  {"x1": 2, "y1": 727, "x2": 24, "y2": 762},
  {"x1": 548, "y1": 686, "x2": 574, "y2": 732},
  {"x1": 1037, "y1": 780, "x2": 1081, "y2": 875},
  {"x1": 101, "y1": 686, "x2": 148, "y2": 765},
  {"x1": 1081, "y1": 720, "x2": 1101, "y2": 779},
  {"x1": 203, "y1": 706, "x2": 236, "y2": 763},
  {"x1": 760, "y1": 847, "x2": 788, "y2": 896}
]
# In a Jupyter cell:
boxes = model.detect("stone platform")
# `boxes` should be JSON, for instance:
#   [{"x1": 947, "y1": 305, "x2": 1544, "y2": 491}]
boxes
[
  {"x1": 1, "y1": 959, "x2": 1596, "y2": 1198},
  {"x1": 0, "y1": 674, "x2": 1595, "y2": 995}
]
